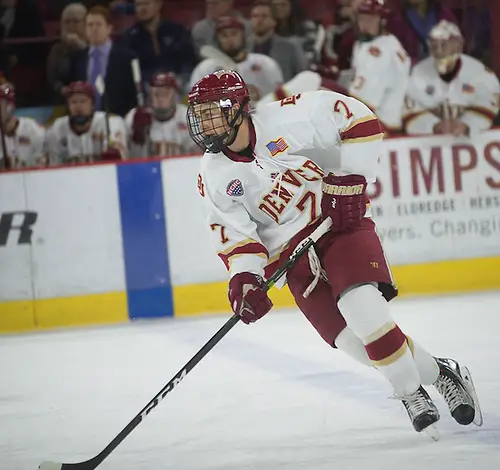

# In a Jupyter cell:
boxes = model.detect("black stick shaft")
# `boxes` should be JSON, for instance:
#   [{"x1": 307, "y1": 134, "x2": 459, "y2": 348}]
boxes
[{"x1": 49, "y1": 230, "x2": 320, "y2": 470}]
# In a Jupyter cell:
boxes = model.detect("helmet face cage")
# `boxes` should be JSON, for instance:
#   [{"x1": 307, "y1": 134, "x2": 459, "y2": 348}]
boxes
[{"x1": 187, "y1": 97, "x2": 247, "y2": 152}]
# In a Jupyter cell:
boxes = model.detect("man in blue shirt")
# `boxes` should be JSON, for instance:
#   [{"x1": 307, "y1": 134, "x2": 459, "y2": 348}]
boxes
[{"x1": 121, "y1": 0, "x2": 196, "y2": 87}]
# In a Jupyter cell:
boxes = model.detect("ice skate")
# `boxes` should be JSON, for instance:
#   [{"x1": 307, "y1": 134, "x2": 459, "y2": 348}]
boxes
[
  {"x1": 434, "y1": 357, "x2": 483, "y2": 426},
  {"x1": 400, "y1": 386, "x2": 440, "y2": 440}
]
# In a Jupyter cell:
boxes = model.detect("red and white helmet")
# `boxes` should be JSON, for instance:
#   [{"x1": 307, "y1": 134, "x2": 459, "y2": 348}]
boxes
[
  {"x1": 149, "y1": 71, "x2": 179, "y2": 91},
  {"x1": 64, "y1": 81, "x2": 94, "y2": 101},
  {"x1": 357, "y1": 0, "x2": 387, "y2": 16},
  {"x1": 187, "y1": 70, "x2": 251, "y2": 152},
  {"x1": 428, "y1": 20, "x2": 463, "y2": 74},
  {"x1": 0, "y1": 82, "x2": 16, "y2": 122},
  {"x1": 215, "y1": 16, "x2": 245, "y2": 33},
  {"x1": 149, "y1": 71, "x2": 179, "y2": 120},
  {"x1": 0, "y1": 83, "x2": 15, "y2": 103}
]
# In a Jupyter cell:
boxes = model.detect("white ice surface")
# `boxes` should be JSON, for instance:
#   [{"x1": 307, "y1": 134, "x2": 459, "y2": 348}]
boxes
[{"x1": 1, "y1": 292, "x2": 500, "y2": 470}]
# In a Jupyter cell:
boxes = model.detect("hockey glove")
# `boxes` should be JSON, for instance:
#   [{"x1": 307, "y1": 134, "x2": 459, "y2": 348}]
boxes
[
  {"x1": 321, "y1": 173, "x2": 367, "y2": 233},
  {"x1": 132, "y1": 106, "x2": 153, "y2": 145},
  {"x1": 228, "y1": 272, "x2": 273, "y2": 324}
]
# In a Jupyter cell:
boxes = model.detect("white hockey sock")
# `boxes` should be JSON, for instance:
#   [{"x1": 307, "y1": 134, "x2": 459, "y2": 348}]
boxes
[
  {"x1": 335, "y1": 328, "x2": 440, "y2": 386},
  {"x1": 337, "y1": 284, "x2": 421, "y2": 396}
]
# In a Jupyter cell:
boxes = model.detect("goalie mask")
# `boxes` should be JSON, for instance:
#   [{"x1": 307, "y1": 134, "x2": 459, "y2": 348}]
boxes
[
  {"x1": 64, "y1": 81, "x2": 95, "y2": 127},
  {"x1": 187, "y1": 70, "x2": 250, "y2": 153},
  {"x1": 149, "y1": 71, "x2": 179, "y2": 121},
  {"x1": 428, "y1": 20, "x2": 464, "y2": 74}
]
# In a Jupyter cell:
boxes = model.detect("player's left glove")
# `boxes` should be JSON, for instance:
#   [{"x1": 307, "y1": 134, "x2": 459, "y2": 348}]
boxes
[
  {"x1": 100, "y1": 146, "x2": 122, "y2": 161},
  {"x1": 321, "y1": 173, "x2": 367, "y2": 233},
  {"x1": 228, "y1": 272, "x2": 273, "y2": 324}
]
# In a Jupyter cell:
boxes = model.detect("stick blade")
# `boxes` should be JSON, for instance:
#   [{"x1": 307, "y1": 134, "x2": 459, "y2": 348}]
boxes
[{"x1": 38, "y1": 461, "x2": 63, "y2": 470}]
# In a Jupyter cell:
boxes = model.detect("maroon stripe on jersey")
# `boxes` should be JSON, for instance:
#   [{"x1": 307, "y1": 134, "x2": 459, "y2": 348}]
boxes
[
  {"x1": 340, "y1": 117, "x2": 384, "y2": 142},
  {"x1": 365, "y1": 324, "x2": 407, "y2": 362},
  {"x1": 468, "y1": 106, "x2": 497, "y2": 121},
  {"x1": 218, "y1": 242, "x2": 269, "y2": 271}
]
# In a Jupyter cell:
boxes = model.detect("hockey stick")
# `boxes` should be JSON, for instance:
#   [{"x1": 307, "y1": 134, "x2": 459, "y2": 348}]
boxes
[
  {"x1": 131, "y1": 59, "x2": 145, "y2": 107},
  {"x1": 38, "y1": 217, "x2": 332, "y2": 470},
  {"x1": 94, "y1": 75, "x2": 110, "y2": 149},
  {"x1": 0, "y1": 103, "x2": 10, "y2": 170}
]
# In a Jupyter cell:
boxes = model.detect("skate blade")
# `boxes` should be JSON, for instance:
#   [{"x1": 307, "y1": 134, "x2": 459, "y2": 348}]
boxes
[
  {"x1": 461, "y1": 366, "x2": 483, "y2": 426},
  {"x1": 423, "y1": 423, "x2": 440, "y2": 441}
]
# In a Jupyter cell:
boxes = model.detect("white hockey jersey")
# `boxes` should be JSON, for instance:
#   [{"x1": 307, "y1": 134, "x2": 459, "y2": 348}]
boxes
[
  {"x1": 0, "y1": 117, "x2": 46, "y2": 168},
  {"x1": 403, "y1": 54, "x2": 500, "y2": 135},
  {"x1": 46, "y1": 111, "x2": 128, "y2": 164},
  {"x1": 190, "y1": 53, "x2": 284, "y2": 101},
  {"x1": 197, "y1": 91, "x2": 384, "y2": 280},
  {"x1": 125, "y1": 104, "x2": 197, "y2": 158},
  {"x1": 349, "y1": 34, "x2": 411, "y2": 132}
]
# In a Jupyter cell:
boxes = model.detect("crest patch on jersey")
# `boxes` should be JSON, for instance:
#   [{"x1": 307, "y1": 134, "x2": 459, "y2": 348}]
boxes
[
  {"x1": 425, "y1": 85, "x2": 435, "y2": 95},
  {"x1": 226, "y1": 179, "x2": 244, "y2": 196},
  {"x1": 462, "y1": 83, "x2": 475, "y2": 93},
  {"x1": 266, "y1": 137, "x2": 289, "y2": 156},
  {"x1": 369, "y1": 46, "x2": 381, "y2": 57}
]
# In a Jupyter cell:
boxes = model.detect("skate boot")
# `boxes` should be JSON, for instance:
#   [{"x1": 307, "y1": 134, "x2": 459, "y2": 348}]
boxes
[
  {"x1": 401, "y1": 386, "x2": 440, "y2": 435},
  {"x1": 434, "y1": 357, "x2": 483, "y2": 426}
]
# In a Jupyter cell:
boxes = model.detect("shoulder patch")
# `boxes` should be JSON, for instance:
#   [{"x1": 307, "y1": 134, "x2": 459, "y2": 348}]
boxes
[
  {"x1": 226, "y1": 179, "x2": 244, "y2": 197},
  {"x1": 266, "y1": 137, "x2": 289, "y2": 156},
  {"x1": 369, "y1": 46, "x2": 381, "y2": 57}
]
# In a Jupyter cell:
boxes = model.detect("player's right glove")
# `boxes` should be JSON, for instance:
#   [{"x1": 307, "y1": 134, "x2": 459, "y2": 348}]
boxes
[
  {"x1": 321, "y1": 173, "x2": 367, "y2": 233},
  {"x1": 228, "y1": 272, "x2": 273, "y2": 324},
  {"x1": 131, "y1": 106, "x2": 153, "y2": 145}
]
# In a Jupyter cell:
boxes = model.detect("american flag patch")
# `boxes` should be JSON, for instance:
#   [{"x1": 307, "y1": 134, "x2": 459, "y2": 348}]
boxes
[
  {"x1": 266, "y1": 137, "x2": 288, "y2": 156},
  {"x1": 462, "y1": 83, "x2": 475, "y2": 93},
  {"x1": 226, "y1": 179, "x2": 244, "y2": 196}
]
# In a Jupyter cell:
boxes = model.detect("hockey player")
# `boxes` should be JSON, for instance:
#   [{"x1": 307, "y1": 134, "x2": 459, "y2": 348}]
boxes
[
  {"x1": 190, "y1": 16, "x2": 283, "y2": 102},
  {"x1": 403, "y1": 20, "x2": 500, "y2": 136},
  {"x1": 0, "y1": 83, "x2": 47, "y2": 169},
  {"x1": 348, "y1": 0, "x2": 410, "y2": 134},
  {"x1": 125, "y1": 71, "x2": 197, "y2": 158},
  {"x1": 46, "y1": 81, "x2": 127, "y2": 164},
  {"x1": 187, "y1": 70, "x2": 482, "y2": 436}
]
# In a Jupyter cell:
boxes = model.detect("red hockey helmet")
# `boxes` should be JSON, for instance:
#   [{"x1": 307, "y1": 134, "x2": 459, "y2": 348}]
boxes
[
  {"x1": 149, "y1": 71, "x2": 179, "y2": 120},
  {"x1": 215, "y1": 16, "x2": 245, "y2": 32},
  {"x1": 357, "y1": 0, "x2": 387, "y2": 16},
  {"x1": 187, "y1": 70, "x2": 251, "y2": 152},
  {"x1": 0, "y1": 83, "x2": 15, "y2": 103},
  {"x1": 64, "y1": 81, "x2": 94, "y2": 101},
  {"x1": 149, "y1": 71, "x2": 179, "y2": 91}
]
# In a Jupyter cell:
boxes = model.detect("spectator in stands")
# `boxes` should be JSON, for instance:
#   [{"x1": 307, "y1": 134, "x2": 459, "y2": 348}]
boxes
[
  {"x1": 191, "y1": 0, "x2": 252, "y2": 56},
  {"x1": 69, "y1": 5, "x2": 137, "y2": 117},
  {"x1": 271, "y1": 0, "x2": 318, "y2": 65},
  {"x1": 386, "y1": 0, "x2": 457, "y2": 65},
  {"x1": 121, "y1": 0, "x2": 195, "y2": 86},
  {"x1": 47, "y1": 3, "x2": 88, "y2": 104},
  {"x1": 250, "y1": 0, "x2": 306, "y2": 82}
]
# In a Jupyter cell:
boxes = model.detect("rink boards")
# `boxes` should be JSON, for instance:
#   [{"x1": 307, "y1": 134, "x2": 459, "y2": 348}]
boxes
[{"x1": 1, "y1": 131, "x2": 500, "y2": 332}]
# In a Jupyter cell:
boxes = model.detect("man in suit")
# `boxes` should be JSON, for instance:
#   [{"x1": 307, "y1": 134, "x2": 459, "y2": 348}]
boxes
[
  {"x1": 250, "y1": 0, "x2": 307, "y2": 82},
  {"x1": 69, "y1": 5, "x2": 137, "y2": 117}
]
